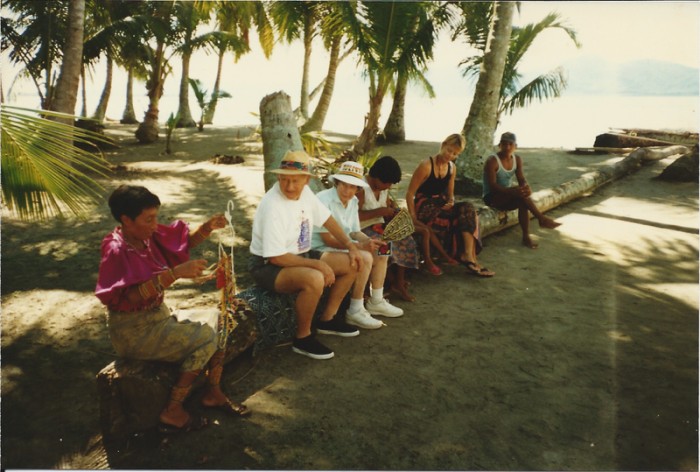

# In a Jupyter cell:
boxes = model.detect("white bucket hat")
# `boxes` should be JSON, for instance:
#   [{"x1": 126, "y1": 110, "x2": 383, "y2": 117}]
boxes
[{"x1": 329, "y1": 161, "x2": 368, "y2": 188}]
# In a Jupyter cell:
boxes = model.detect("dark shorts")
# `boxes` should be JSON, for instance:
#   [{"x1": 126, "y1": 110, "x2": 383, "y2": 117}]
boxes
[
  {"x1": 483, "y1": 192, "x2": 519, "y2": 211},
  {"x1": 248, "y1": 251, "x2": 322, "y2": 292}
]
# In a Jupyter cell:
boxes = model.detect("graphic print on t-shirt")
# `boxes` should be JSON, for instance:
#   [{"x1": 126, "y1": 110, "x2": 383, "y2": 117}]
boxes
[{"x1": 297, "y1": 212, "x2": 311, "y2": 253}]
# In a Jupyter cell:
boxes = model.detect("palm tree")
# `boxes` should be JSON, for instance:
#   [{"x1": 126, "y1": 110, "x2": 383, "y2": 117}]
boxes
[
  {"x1": 459, "y1": 10, "x2": 581, "y2": 121},
  {"x1": 299, "y1": 2, "x2": 352, "y2": 134},
  {"x1": 338, "y1": 1, "x2": 438, "y2": 156},
  {"x1": 454, "y1": 1, "x2": 515, "y2": 185},
  {"x1": 172, "y1": 1, "x2": 215, "y2": 128},
  {"x1": 135, "y1": 1, "x2": 177, "y2": 144},
  {"x1": 188, "y1": 78, "x2": 231, "y2": 131},
  {"x1": 2, "y1": 0, "x2": 70, "y2": 110},
  {"x1": 453, "y1": 4, "x2": 580, "y2": 186},
  {"x1": 1, "y1": 105, "x2": 111, "y2": 220},
  {"x1": 381, "y1": 2, "x2": 454, "y2": 143},
  {"x1": 204, "y1": 0, "x2": 274, "y2": 125},
  {"x1": 268, "y1": 1, "x2": 324, "y2": 120}
]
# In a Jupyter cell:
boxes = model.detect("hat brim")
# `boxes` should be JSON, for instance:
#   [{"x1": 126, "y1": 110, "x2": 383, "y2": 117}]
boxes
[
  {"x1": 270, "y1": 169, "x2": 314, "y2": 176},
  {"x1": 329, "y1": 174, "x2": 368, "y2": 188}
]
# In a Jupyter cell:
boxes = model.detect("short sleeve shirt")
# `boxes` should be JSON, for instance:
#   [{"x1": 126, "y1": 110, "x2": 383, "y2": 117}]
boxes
[
  {"x1": 250, "y1": 182, "x2": 331, "y2": 258},
  {"x1": 311, "y1": 188, "x2": 360, "y2": 252}
]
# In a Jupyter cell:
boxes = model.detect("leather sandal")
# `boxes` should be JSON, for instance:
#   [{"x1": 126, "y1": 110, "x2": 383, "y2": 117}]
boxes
[
  {"x1": 158, "y1": 415, "x2": 208, "y2": 434},
  {"x1": 205, "y1": 398, "x2": 251, "y2": 417}
]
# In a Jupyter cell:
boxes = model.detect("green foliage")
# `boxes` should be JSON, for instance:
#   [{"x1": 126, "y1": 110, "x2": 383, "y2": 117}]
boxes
[
  {"x1": 165, "y1": 112, "x2": 180, "y2": 154},
  {"x1": 455, "y1": 8, "x2": 581, "y2": 117},
  {"x1": 188, "y1": 78, "x2": 232, "y2": 131},
  {"x1": 1, "y1": 105, "x2": 112, "y2": 221}
]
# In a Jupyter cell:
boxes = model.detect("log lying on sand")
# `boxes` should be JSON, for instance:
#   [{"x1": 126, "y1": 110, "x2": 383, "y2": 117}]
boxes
[
  {"x1": 594, "y1": 132, "x2": 676, "y2": 148},
  {"x1": 478, "y1": 145, "x2": 690, "y2": 237},
  {"x1": 613, "y1": 128, "x2": 699, "y2": 146}
]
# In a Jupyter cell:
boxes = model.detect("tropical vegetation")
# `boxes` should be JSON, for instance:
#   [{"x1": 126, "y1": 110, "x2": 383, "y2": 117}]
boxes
[{"x1": 1, "y1": 1, "x2": 580, "y2": 208}]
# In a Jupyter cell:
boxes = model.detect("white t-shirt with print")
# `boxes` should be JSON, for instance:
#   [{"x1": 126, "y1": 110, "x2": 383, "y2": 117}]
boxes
[{"x1": 250, "y1": 182, "x2": 331, "y2": 258}]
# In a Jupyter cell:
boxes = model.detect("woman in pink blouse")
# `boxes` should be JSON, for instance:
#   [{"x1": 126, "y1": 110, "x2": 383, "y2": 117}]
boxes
[{"x1": 96, "y1": 185, "x2": 249, "y2": 433}]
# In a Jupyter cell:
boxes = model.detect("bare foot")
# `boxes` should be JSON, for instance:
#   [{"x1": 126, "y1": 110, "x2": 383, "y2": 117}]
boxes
[
  {"x1": 160, "y1": 405, "x2": 191, "y2": 428},
  {"x1": 539, "y1": 217, "x2": 561, "y2": 229},
  {"x1": 522, "y1": 237, "x2": 539, "y2": 249},
  {"x1": 391, "y1": 283, "x2": 416, "y2": 302}
]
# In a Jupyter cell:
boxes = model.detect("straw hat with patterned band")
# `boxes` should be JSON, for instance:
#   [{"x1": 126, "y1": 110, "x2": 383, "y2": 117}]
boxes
[
  {"x1": 270, "y1": 150, "x2": 314, "y2": 176},
  {"x1": 329, "y1": 161, "x2": 369, "y2": 188}
]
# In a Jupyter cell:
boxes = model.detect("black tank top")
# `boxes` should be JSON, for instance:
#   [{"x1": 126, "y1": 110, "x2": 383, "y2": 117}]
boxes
[{"x1": 417, "y1": 157, "x2": 451, "y2": 196}]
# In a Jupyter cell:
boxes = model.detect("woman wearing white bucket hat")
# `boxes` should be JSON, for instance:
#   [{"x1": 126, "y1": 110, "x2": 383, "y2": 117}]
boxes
[{"x1": 312, "y1": 161, "x2": 404, "y2": 330}]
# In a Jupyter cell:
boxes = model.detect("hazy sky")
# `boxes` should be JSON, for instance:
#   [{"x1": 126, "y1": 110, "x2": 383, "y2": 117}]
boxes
[{"x1": 511, "y1": 1, "x2": 700, "y2": 70}]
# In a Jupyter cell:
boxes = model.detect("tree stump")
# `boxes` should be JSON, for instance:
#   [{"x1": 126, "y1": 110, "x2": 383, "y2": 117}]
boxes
[
  {"x1": 96, "y1": 300, "x2": 259, "y2": 445},
  {"x1": 259, "y1": 91, "x2": 322, "y2": 193}
]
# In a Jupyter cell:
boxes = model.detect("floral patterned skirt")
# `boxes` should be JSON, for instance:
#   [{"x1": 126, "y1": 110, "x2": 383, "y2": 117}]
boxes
[{"x1": 414, "y1": 194, "x2": 482, "y2": 256}]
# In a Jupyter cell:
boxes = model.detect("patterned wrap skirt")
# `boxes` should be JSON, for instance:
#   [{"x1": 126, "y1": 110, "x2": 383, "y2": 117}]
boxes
[
  {"x1": 414, "y1": 194, "x2": 482, "y2": 256},
  {"x1": 361, "y1": 224, "x2": 421, "y2": 270},
  {"x1": 107, "y1": 303, "x2": 219, "y2": 372}
]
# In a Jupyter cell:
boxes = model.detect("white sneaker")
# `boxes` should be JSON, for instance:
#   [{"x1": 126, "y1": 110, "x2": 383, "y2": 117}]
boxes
[
  {"x1": 366, "y1": 298, "x2": 404, "y2": 318},
  {"x1": 345, "y1": 308, "x2": 384, "y2": 329}
]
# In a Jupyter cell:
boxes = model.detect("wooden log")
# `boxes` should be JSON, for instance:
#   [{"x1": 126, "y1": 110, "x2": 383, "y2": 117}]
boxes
[
  {"x1": 479, "y1": 145, "x2": 690, "y2": 237},
  {"x1": 613, "y1": 128, "x2": 699, "y2": 146},
  {"x1": 593, "y1": 132, "x2": 676, "y2": 148}
]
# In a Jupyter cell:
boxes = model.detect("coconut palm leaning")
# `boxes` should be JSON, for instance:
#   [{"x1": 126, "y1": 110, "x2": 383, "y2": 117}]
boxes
[
  {"x1": 458, "y1": 10, "x2": 581, "y2": 122},
  {"x1": 1, "y1": 105, "x2": 111, "y2": 221}
]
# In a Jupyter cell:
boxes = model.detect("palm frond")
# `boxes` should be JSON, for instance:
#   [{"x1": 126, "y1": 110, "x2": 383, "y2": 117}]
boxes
[
  {"x1": 1, "y1": 106, "x2": 112, "y2": 221},
  {"x1": 499, "y1": 67, "x2": 567, "y2": 116}
]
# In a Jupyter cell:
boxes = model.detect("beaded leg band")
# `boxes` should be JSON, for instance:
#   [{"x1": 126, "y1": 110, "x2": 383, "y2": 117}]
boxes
[
  {"x1": 207, "y1": 351, "x2": 226, "y2": 386},
  {"x1": 169, "y1": 384, "x2": 193, "y2": 404}
]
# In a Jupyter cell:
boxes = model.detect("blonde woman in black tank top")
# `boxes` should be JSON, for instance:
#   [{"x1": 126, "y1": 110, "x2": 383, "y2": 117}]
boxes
[{"x1": 406, "y1": 133, "x2": 495, "y2": 277}]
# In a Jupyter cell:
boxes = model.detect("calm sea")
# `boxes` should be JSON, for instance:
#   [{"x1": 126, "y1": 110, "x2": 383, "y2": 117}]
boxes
[{"x1": 9, "y1": 91, "x2": 698, "y2": 150}]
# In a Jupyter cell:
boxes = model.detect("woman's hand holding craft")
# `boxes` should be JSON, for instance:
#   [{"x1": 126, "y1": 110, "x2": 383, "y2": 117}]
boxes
[{"x1": 175, "y1": 259, "x2": 208, "y2": 279}]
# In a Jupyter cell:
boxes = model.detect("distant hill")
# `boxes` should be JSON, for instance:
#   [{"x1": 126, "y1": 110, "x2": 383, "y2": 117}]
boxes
[{"x1": 563, "y1": 56, "x2": 699, "y2": 96}]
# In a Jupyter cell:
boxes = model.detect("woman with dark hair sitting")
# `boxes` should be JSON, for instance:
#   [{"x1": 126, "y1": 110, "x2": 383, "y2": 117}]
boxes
[{"x1": 95, "y1": 185, "x2": 250, "y2": 433}]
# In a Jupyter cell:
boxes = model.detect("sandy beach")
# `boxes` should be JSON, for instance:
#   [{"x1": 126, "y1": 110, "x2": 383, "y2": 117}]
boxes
[{"x1": 1, "y1": 124, "x2": 697, "y2": 470}]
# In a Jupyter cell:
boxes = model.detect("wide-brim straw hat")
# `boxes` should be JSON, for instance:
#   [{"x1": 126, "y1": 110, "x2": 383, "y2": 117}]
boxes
[
  {"x1": 329, "y1": 161, "x2": 368, "y2": 188},
  {"x1": 270, "y1": 150, "x2": 314, "y2": 176}
]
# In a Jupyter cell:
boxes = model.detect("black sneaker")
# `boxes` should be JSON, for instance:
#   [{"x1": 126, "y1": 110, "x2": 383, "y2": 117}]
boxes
[
  {"x1": 292, "y1": 335, "x2": 334, "y2": 360},
  {"x1": 316, "y1": 316, "x2": 360, "y2": 337}
]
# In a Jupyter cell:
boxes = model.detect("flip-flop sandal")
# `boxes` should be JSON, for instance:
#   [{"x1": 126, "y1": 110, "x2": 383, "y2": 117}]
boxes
[
  {"x1": 423, "y1": 264, "x2": 443, "y2": 276},
  {"x1": 205, "y1": 399, "x2": 251, "y2": 417},
  {"x1": 158, "y1": 415, "x2": 208, "y2": 434},
  {"x1": 463, "y1": 261, "x2": 495, "y2": 278}
]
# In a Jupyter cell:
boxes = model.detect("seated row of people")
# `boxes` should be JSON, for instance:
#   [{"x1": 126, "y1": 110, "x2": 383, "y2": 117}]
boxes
[{"x1": 93, "y1": 131, "x2": 560, "y2": 432}]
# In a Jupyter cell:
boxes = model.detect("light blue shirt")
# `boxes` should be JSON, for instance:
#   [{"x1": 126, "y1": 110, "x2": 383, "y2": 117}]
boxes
[{"x1": 311, "y1": 187, "x2": 361, "y2": 252}]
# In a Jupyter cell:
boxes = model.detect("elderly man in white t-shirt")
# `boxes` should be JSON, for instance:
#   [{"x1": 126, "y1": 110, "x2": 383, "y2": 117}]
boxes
[{"x1": 249, "y1": 150, "x2": 364, "y2": 360}]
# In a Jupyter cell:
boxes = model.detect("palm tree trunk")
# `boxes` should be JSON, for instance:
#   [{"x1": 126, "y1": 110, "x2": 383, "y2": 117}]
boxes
[
  {"x1": 299, "y1": 19, "x2": 313, "y2": 120},
  {"x1": 382, "y1": 71, "x2": 408, "y2": 143},
  {"x1": 203, "y1": 46, "x2": 225, "y2": 125},
  {"x1": 92, "y1": 55, "x2": 113, "y2": 122},
  {"x1": 135, "y1": 41, "x2": 166, "y2": 143},
  {"x1": 176, "y1": 51, "x2": 197, "y2": 128},
  {"x1": 457, "y1": 1, "x2": 514, "y2": 189},
  {"x1": 352, "y1": 75, "x2": 389, "y2": 157},
  {"x1": 260, "y1": 91, "x2": 322, "y2": 192},
  {"x1": 50, "y1": 0, "x2": 85, "y2": 125},
  {"x1": 300, "y1": 34, "x2": 341, "y2": 134},
  {"x1": 120, "y1": 67, "x2": 138, "y2": 124},
  {"x1": 80, "y1": 66, "x2": 88, "y2": 117}
]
